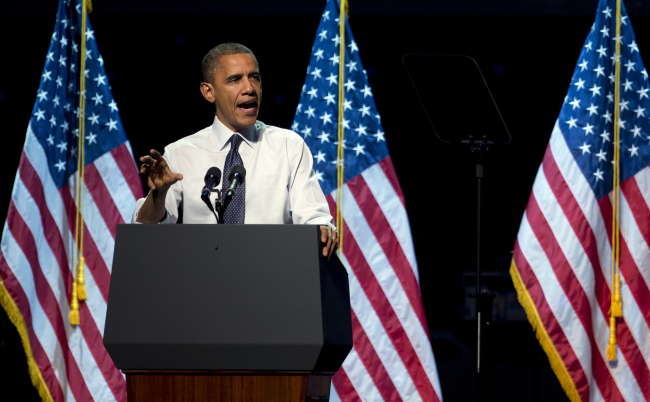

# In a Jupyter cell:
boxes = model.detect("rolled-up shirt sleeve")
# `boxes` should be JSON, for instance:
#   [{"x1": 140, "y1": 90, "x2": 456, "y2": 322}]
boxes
[
  {"x1": 131, "y1": 150, "x2": 183, "y2": 224},
  {"x1": 287, "y1": 137, "x2": 336, "y2": 230}
]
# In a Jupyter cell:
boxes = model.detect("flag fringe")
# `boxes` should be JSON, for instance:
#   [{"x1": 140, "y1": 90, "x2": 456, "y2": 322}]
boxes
[
  {"x1": 509, "y1": 260, "x2": 581, "y2": 402},
  {"x1": 0, "y1": 278, "x2": 54, "y2": 402}
]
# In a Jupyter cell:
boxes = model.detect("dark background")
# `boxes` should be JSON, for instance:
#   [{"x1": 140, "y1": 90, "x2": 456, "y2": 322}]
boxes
[{"x1": 1, "y1": 0, "x2": 649, "y2": 401}]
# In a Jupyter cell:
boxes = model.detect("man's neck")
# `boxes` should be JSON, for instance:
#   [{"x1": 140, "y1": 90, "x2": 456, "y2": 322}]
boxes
[{"x1": 215, "y1": 113, "x2": 255, "y2": 133}]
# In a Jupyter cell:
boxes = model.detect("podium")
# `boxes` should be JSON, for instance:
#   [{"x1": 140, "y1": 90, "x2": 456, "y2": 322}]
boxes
[{"x1": 104, "y1": 224, "x2": 353, "y2": 402}]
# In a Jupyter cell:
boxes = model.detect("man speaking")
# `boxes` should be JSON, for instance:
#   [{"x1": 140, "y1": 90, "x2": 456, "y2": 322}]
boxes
[{"x1": 132, "y1": 43, "x2": 338, "y2": 259}]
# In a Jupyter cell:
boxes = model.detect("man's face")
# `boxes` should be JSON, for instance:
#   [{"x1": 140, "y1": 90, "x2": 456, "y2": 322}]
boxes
[{"x1": 210, "y1": 53, "x2": 262, "y2": 132}]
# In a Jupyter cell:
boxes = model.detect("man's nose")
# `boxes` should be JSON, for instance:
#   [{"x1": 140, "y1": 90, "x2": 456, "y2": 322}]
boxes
[{"x1": 242, "y1": 78, "x2": 255, "y2": 95}]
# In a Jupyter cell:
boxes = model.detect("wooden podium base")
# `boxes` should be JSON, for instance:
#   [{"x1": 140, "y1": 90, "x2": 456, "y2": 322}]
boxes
[{"x1": 124, "y1": 370, "x2": 333, "y2": 402}]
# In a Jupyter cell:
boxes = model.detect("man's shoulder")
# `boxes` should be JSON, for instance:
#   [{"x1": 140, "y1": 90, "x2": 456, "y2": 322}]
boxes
[
  {"x1": 256, "y1": 121, "x2": 304, "y2": 144},
  {"x1": 164, "y1": 126, "x2": 213, "y2": 155}
]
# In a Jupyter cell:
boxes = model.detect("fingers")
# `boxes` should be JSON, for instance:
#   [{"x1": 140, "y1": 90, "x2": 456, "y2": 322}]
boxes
[
  {"x1": 140, "y1": 151, "x2": 163, "y2": 168},
  {"x1": 149, "y1": 149, "x2": 163, "y2": 160},
  {"x1": 328, "y1": 230, "x2": 339, "y2": 260},
  {"x1": 328, "y1": 232, "x2": 339, "y2": 260},
  {"x1": 326, "y1": 234, "x2": 334, "y2": 260},
  {"x1": 321, "y1": 226, "x2": 330, "y2": 257},
  {"x1": 147, "y1": 175, "x2": 157, "y2": 191},
  {"x1": 163, "y1": 165, "x2": 183, "y2": 184},
  {"x1": 139, "y1": 156, "x2": 154, "y2": 172},
  {"x1": 320, "y1": 226, "x2": 338, "y2": 260},
  {"x1": 324, "y1": 233, "x2": 332, "y2": 257},
  {"x1": 140, "y1": 154, "x2": 157, "y2": 176},
  {"x1": 140, "y1": 150, "x2": 177, "y2": 188},
  {"x1": 321, "y1": 226, "x2": 328, "y2": 243}
]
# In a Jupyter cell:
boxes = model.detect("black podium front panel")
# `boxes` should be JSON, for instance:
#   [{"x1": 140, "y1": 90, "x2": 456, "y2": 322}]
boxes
[{"x1": 103, "y1": 224, "x2": 351, "y2": 371}]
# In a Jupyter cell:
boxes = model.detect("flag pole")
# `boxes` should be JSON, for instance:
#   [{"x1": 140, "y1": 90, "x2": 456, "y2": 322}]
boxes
[
  {"x1": 70, "y1": 0, "x2": 93, "y2": 326},
  {"x1": 608, "y1": 0, "x2": 623, "y2": 361},
  {"x1": 336, "y1": 0, "x2": 348, "y2": 255}
]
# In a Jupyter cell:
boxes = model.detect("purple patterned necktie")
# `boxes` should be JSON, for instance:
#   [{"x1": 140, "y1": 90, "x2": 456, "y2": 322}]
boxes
[{"x1": 223, "y1": 134, "x2": 246, "y2": 224}]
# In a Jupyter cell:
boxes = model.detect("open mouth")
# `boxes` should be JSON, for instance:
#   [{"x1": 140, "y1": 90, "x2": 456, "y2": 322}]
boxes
[{"x1": 237, "y1": 99, "x2": 258, "y2": 112}]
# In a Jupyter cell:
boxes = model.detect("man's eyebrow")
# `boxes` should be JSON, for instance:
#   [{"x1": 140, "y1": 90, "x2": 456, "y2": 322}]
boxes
[{"x1": 225, "y1": 71, "x2": 260, "y2": 81}]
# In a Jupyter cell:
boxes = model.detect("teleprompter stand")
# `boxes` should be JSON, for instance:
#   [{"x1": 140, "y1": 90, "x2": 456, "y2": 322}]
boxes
[
  {"x1": 104, "y1": 224, "x2": 353, "y2": 402},
  {"x1": 403, "y1": 54, "x2": 512, "y2": 402}
]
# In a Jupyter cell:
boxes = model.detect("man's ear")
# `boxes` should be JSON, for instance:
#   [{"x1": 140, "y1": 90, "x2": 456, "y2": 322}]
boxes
[{"x1": 200, "y1": 82, "x2": 216, "y2": 103}]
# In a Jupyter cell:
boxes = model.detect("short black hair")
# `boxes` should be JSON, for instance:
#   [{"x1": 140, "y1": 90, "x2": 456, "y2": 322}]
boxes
[{"x1": 201, "y1": 43, "x2": 259, "y2": 84}]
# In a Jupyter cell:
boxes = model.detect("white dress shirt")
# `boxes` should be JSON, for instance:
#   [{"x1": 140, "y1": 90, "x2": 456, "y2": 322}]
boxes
[{"x1": 132, "y1": 116, "x2": 335, "y2": 228}]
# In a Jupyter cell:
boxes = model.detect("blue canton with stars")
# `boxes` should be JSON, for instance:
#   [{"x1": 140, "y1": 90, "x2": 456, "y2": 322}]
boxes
[
  {"x1": 560, "y1": 0, "x2": 650, "y2": 200},
  {"x1": 30, "y1": 0, "x2": 128, "y2": 189},
  {"x1": 291, "y1": 0, "x2": 388, "y2": 195}
]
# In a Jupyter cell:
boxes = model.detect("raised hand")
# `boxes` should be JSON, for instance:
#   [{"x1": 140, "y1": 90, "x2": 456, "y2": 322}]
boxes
[{"x1": 139, "y1": 149, "x2": 183, "y2": 191}]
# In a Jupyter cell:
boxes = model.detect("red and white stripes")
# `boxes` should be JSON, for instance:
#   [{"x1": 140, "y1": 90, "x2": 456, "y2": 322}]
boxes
[
  {"x1": 327, "y1": 157, "x2": 442, "y2": 402},
  {"x1": 1, "y1": 125, "x2": 441, "y2": 401},
  {"x1": 512, "y1": 121, "x2": 650, "y2": 402},
  {"x1": 0, "y1": 124, "x2": 142, "y2": 402}
]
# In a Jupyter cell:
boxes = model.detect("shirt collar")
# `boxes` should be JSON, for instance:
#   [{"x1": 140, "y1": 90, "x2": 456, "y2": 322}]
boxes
[{"x1": 212, "y1": 115, "x2": 257, "y2": 151}]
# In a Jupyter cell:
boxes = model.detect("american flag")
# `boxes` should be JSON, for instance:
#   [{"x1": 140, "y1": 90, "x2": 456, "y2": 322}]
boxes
[
  {"x1": 0, "y1": 0, "x2": 142, "y2": 401},
  {"x1": 292, "y1": 1, "x2": 442, "y2": 401},
  {"x1": 511, "y1": 0, "x2": 650, "y2": 400}
]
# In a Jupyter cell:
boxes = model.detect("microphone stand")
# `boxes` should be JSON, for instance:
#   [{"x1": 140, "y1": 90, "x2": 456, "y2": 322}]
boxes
[
  {"x1": 211, "y1": 189, "x2": 236, "y2": 224},
  {"x1": 202, "y1": 176, "x2": 242, "y2": 225},
  {"x1": 201, "y1": 189, "x2": 226, "y2": 224},
  {"x1": 214, "y1": 190, "x2": 225, "y2": 224}
]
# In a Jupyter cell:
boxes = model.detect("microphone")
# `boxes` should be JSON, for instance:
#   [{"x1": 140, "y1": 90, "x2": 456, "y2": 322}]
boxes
[
  {"x1": 201, "y1": 167, "x2": 222, "y2": 198},
  {"x1": 224, "y1": 165, "x2": 246, "y2": 198}
]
